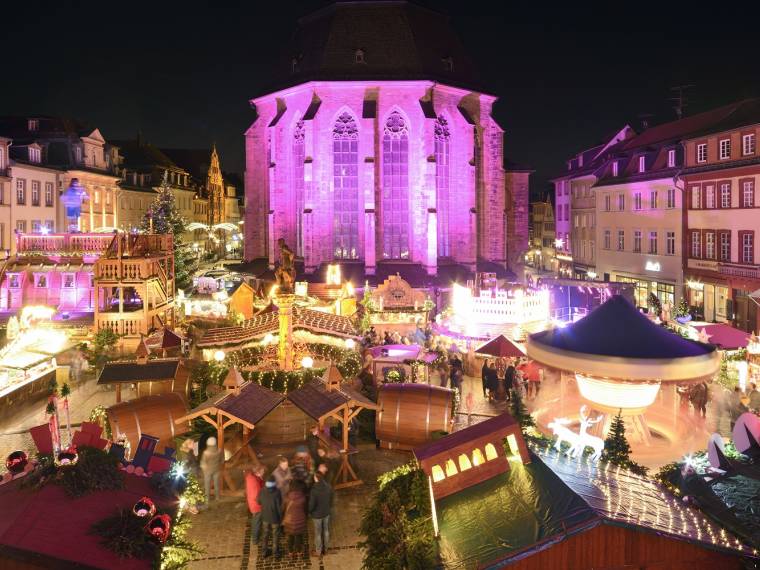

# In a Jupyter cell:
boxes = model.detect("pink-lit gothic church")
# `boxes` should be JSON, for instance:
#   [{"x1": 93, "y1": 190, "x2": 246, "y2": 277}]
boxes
[{"x1": 244, "y1": 2, "x2": 529, "y2": 278}]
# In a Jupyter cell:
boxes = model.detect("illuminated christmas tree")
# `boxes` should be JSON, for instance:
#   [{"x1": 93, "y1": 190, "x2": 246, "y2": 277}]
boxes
[{"x1": 141, "y1": 172, "x2": 196, "y2": 290}]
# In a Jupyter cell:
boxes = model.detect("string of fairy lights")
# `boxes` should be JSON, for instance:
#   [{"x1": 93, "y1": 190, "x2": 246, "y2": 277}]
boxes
[{"x1": 534, "y1": 442, "x2": 756, "y2": 555}]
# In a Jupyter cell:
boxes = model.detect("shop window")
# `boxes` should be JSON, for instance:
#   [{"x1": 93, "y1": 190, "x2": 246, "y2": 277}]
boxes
[
  {"x1": 472, "y1": 448, "x2": 485, "y2": 467},
  {"x1": 62, "y1": 273, "x2": 75, "y2": 288},
  {"x1": 444, "y1": 459, "x2": 458, "y2": 477},
  {"x1": 8, "y1": 274, "x2": 19, "y2": 288},
  {"x1": 431, "y1": 464, "x2": 445, "y2": 482},
  {"x1": 458, "y1": 453, "x2": 472, "y2": 471},
  {"x1": 35, "y1": 274, "x2": 47, "y2": 288},
  {"x1": 485, "y1": 443, "x2": 499, "y2": 461}
]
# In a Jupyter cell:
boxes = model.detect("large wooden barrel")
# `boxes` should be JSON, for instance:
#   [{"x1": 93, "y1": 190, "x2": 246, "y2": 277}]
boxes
[
  {"x1": 107, "y1": 393, "x2": 189, "y2": 455},
  {"x1": 376, "y1": 383, "x2": 453, "y2": 450},
  {"x1": 253, "y1": 400, "x2": 312, "y2": 445}
]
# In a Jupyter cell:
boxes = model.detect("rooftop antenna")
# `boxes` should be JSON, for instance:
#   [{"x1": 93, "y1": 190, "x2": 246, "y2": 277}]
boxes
[{"x1": 670, "y1": 85, "x2": 695, "y2": 119}]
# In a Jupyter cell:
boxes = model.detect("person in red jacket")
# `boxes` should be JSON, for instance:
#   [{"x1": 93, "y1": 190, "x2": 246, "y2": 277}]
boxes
[{"x1": 245, "y1": 465, "x2": 266, "y2": 545}]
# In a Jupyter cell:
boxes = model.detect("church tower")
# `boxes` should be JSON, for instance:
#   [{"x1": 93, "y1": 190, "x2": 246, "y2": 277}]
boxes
[{"x1": 207, "y1": 145, "x2": 224, "y2": 225}]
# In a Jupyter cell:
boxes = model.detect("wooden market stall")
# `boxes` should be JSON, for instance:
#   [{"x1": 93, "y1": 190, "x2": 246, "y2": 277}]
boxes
[
  {"x1": 376, "y1": 383, "x2": 453, "y2": 450},
  {"x1": 174, "y1": 369, "x2": 285, "y2": 495},
  {"x1": 97, "y1": 358, "x2": 190, "y2": 402},
  {"x1": 287, "y1": 365, "x2": 380, "y2": 489}
]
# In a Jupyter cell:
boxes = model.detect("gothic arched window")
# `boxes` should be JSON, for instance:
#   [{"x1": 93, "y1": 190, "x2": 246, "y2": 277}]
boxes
[
  {"x1": 333, "y1": 111, "x2": 359, "y2": 259},
  {"x1": 382, "y1": 111, "x2": 409, "y2": 259},
  {"x1": 435, "y1": 116, "x2": 450, "y2": 257},
  {"x1": 293, "y1": 120, "x2": 305, "y2": 256}
]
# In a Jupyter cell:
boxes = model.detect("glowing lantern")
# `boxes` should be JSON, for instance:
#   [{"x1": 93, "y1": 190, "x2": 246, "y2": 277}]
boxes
[
  {"x1": 345, "y1": 338, "x2": 356, "y2": 350},
  {"x1": 213, "y1": 350, "x2": 225, "y2": 362},
  {"x1": 301, "y1": 356, "x2": 314, "y2": 369}
]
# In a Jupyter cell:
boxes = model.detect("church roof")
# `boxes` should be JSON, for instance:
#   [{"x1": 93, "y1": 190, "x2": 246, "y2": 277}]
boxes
[{"x1": 267, "y1": 1, "x2": 485, "y2": 94}]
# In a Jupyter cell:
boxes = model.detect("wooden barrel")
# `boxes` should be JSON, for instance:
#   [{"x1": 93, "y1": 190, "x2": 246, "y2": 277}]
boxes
[
  {"x1": 376, "y1": 383, "x2": 453, "y2": 450},
  {"x1": 253, "y1": 400, "x2": 312, "y2": 445},
  {"x1": 107, "y1": 393, "x2": 189, "y2": 455}
]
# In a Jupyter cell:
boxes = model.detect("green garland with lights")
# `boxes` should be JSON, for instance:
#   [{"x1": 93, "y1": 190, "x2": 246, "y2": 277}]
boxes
[{"x1": 88, "y1": 405, "x2": 113, "y2": 440}]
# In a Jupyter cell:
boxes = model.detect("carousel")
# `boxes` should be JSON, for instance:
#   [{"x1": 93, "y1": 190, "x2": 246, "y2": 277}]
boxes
[{"x1": 526, "y1": 295, "x2": 720, "y2": 462}]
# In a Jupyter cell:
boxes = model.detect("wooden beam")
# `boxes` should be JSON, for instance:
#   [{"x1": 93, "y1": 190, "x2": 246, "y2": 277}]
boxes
[{"x1": 200, "y1": 413, "x2": 219, "y2": 428}]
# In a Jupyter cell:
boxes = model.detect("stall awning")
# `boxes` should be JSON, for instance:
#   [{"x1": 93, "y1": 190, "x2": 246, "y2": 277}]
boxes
[{"x1": 694, "y1": 323, "x2": 750, "y2": 350}]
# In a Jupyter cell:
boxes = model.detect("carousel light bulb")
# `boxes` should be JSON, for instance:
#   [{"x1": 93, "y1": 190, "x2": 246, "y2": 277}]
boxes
[{"x1": 214, "y1": 350, "x2": 225, "y2": 362}]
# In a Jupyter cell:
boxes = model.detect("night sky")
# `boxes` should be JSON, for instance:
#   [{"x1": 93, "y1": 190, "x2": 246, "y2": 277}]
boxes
[{"x1": 2, "y1": 1, "x2": 760, "y2": 198}]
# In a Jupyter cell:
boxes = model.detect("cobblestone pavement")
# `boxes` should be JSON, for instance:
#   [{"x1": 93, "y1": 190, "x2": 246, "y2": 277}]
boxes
[{"x1": 0, "y1": 376, "x2": 130, "y2": 459}]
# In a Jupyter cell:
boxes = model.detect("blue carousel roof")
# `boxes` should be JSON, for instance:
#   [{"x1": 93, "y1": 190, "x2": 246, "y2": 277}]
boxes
[{"x1": 530, "y1": 295, "x2": 714, "y2": 359}]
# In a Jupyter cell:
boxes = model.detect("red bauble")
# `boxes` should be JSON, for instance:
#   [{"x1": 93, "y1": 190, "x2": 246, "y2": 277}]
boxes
[
  {"x1": 145, "y1": 514, "x2": 171, "y2": 544},
  {"x1": 5, "y1": 451, "x2": 28, "y2": 475},
  {"x1": 132, "y1": 496, "x2": 156, "y2": 518}
]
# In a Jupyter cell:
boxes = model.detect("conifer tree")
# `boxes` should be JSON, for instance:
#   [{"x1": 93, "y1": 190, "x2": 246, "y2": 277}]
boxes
[
  {"x1": 601, "y1": 409, "x2": 631, "y2": 466},
  {"x1": 510, "y1": 389, "x2": 536, "y2": 431},
  {"x1": 141, "y1": 172, "x2": 195, "y2": 290}
]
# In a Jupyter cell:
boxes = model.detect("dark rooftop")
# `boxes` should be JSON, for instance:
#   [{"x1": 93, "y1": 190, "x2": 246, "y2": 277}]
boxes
[
  {"x1": 414, "y1": 413, "x2": 517, "y2": 461},
  {"x1": 529, "y1": 295, "x2": 715, "y2": 359},
  {"x1": 216, "y1": 382, "x2": 285, "y2": 426},
  {"x1": 265, "y1": 1, "x2": 485, "y2": 95},
  {"x1": 97, "y1": 359, "x2": 181, "y2": 384}
]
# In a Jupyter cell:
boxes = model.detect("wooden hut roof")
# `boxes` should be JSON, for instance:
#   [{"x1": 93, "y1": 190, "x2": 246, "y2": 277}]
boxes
[
  {"x1": 178, "y1": 381, "x2": 285, "y2": 429},
  {"x1": 145, "y1": 328, "x2": 184, "y2": 350},
  {"x1": 196, "y1": 306, "x2": 359, "y2": 348},
  {"x1": 287, "y1": 379, "x2": 349, "y2": 421},
  {"x1": 413, "y1": 413, "x2": 520, "y2": 462},
  {"x1": 97, "y1": 359, "x2": 182, "y2": 384},
  {"x1": 475, "y1": 335, "x2": 525, "y2": 358},
  {"x1": 438, "y1": 446, "x2": 755, "y2": 568}
]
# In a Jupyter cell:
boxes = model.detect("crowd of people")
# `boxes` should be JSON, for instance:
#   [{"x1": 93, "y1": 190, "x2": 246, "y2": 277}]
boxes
[{"x1": 244, "y1": 431, "x2": 334, "y2": 560}]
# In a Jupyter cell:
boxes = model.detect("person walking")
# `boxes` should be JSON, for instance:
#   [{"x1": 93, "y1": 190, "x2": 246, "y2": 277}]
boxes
[
  {"x1": 689, "y1": 381, "x2": 709, "y2": 418},
  {"x1": 438, "y1": 363, "x2": 449, "y2": 388},
  {"x1": 748, "y1": 382, "x2": 760, "y2": 412},
  {"x1": 307, "y1": 425, "x2": 322, "y2": 467},
  {"x1": 481, "y1": 359, "x2": 489, "y2": 398},
  {"x1": 729, "y1": 386, "x2": 748, "y2": 430},
  {"x1": 308, "y1": 471, "x2": 334, "y2": 557},
  {"x1": 282, "y1": 479, "x2": 308, "y2": 560},
  {"x1": 258, "y1": 476, "x2": 283, "y2": 559},
  {"x1": 505, "y1": 361, "x2": 516, "y2": 402},
  {"x1": 200, "y1": 436, "x2": 222, "y2": 505},
  {"x1": 486, "y1": 362, "x2": 499, "y2": 401},
  {"x1": 245, "y1": 465, "x2": 266, "y2": 546}
]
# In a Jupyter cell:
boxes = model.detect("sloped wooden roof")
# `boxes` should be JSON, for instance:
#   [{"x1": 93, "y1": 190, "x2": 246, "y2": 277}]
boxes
[
  {"x1": 177, "y1": 381, "x2": 285, "y2": 429},
  {"x1": 97, "y1": 359, "x2": 182, "y2": 384},
  {"x1": 197, "y1": 305, "x2": 359, "y2": 348}
]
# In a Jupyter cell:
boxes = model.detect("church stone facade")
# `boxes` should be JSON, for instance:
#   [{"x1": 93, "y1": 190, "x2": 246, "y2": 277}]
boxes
[{"x1": 244, "y1": 2, "x2": 527, "y2": 277}]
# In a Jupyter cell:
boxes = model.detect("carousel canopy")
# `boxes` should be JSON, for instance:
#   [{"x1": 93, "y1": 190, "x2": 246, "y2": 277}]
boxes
[{"x1": 526, "y1": 295, "x2": 719, "y2": 381}]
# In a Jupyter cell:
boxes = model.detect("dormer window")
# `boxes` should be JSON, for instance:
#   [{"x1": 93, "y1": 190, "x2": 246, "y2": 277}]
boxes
[
  {"x1": 354, "y1": 48, "x2": 365, "y2": 64},
  {"x1": 612, "y1": 161, "x2": 619, "y2": 177},
  {"x1": 74, "y1": 146, "x2": 82, "y2": 163},
  {"x1": 442, "y1": 56, "x2": 454, "y2": 72},
  {"x1": 638, "y1": 155, "x2": 646, "y2": 173},
  {"x1": 667, "y1": 149, "x2": 676, "y2": 168},
  {"x1": 28, "y1": 119, "x2": 39, "y2": 132},
  {"x1": 29, "y1": 147, "x2": 41, "y2": 163}
]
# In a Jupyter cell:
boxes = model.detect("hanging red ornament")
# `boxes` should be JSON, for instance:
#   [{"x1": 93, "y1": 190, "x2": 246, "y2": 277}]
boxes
[
  {"x1": 5, "y1": 450, "x2": 28, "y2": 475},
  {"x1": 145, "y1": 514, "x2": 171, "y2": 543},
  {"x1": 132, "y1": 497, "x2": 156, "y2": 518}
]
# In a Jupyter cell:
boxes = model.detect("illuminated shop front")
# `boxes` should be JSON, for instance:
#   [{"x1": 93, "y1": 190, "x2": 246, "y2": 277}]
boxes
[
  {"x1": 614, "y1": 273, "x2": 675, "y2": 309},
  {"x1": 686, "y1": 278, "x2": 731, "y2": 323}
]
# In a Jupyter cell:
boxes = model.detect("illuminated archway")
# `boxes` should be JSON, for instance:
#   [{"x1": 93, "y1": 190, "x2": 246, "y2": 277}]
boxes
[
  {"x1": 432, "y1": 464, "x2": 445, "y2": 482},
  {"x1": 485, "y1": 443, "x2": 498, "y2": 461},
  {"x1": 472, "y1": 448, "x2": 485, "y2": 466},
  {"x1": 458, "y1": 453, "x2": 472, "y2": 471},
  {"x1": 444, "y1": 459, "x2": 458, "y2": 477}
]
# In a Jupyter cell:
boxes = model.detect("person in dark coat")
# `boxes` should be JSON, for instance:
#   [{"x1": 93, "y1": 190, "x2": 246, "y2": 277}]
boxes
[
  {"x1": 481, "y1": 360, "x2": 489, "y2": 398},
  {"x1": 282, "y1": 479, "x2": 308, "y2": 559},
  {"x1": 308, "y1": 471, "x2": 334, "y2": 557},
  {"x1": 486, "y1": 362, "x2": 499, "y2": 401},
  {"x1": 307, "y1": 425, "x2": 322, "y2": 467},
  {"x1": 505, "y1": 362, "x2": 516, "y2": 402},
  {"x1": 257, "y1": 476, "x2": 283, "y2": 559}
]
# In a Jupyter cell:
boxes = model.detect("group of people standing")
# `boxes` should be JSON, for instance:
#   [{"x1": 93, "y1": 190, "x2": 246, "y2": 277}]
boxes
[{"x1": 244, "y1": 430, "x2": 334, "y2": 560}]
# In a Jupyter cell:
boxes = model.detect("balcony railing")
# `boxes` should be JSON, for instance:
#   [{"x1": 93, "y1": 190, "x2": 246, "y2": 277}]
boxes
[
  {"x1": 719, "y1": 263, "x2": 760, "y2": 279},
  {"x1": 16, "y1": 233, "x2": 115, "y2": 256}
]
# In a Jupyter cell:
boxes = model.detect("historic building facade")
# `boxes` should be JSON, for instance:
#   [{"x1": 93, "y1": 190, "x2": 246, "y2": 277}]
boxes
[
  {"x1": 526, "y1": 198, "x2": 556, "y2": 276},
  {"x1": 244, "y1": 2, "x2": 526, "y2": 277},
  {"x1": 683, "y1": 99, "x2": 760, "y2": 331}
]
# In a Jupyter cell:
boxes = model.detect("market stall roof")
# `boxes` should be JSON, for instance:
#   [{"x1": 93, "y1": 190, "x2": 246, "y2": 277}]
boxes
[
  {"x1": 97, "y1": 359, "x2": 182, "y2": 384},
  {"x1": 196, "y1": 305, "x2": 359, "y2": 348},
  {"x1": 0, "y1": 475, "x2": 173, "y2": 570},
  {"x1": 145, "y1": 327, "x2": 184, "y2": 350},
  {"x1": 693, "y1": 323, "x2": 750, "y2": 350},
  {"x1": 475, "y1": 335, "x2": 525, "y2": 358},
  {"x1": 177, "y1": 381, "x2": 285, "y2": 429},
  {"x1": 438, "y1": 447, "x2": 754, "y2": 569},
  {"x1": 287, "y1": 379, "x2": 351, "y2": 421},
  {"x1": 414, "y1": 413, "x2": 519, "y2": 462},
  {"x1": 526, "y1": 295, "x2": 719, "y2": 381}
]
